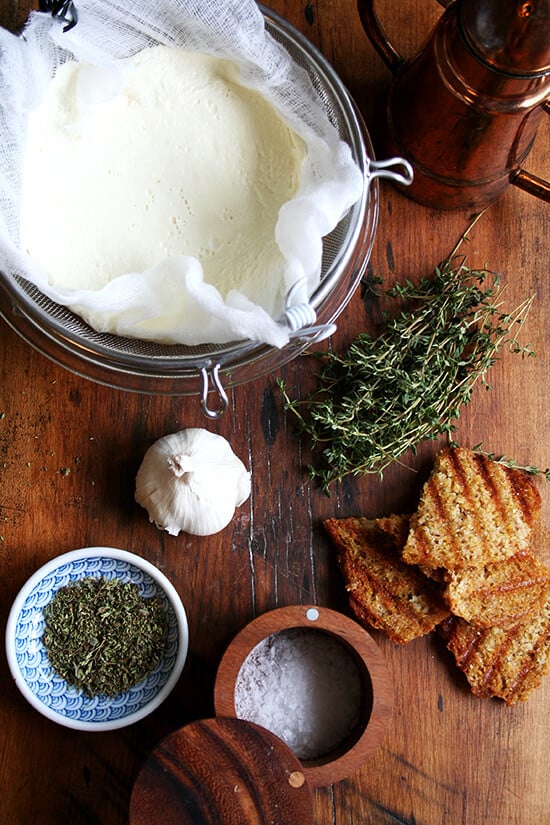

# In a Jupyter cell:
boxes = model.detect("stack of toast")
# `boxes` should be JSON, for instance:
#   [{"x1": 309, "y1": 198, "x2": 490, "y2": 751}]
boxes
[{"x1": 324, "y1": 446, "x2": 550, "y2": 704}]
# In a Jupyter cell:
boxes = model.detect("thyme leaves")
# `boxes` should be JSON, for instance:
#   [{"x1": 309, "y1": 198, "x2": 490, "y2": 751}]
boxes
[
  {"x1": 467, "y1": 445, "x2": 550, "y2": 482},
  {"x1": 279, "y1": 256, "x2": 536, "y2": 491}
]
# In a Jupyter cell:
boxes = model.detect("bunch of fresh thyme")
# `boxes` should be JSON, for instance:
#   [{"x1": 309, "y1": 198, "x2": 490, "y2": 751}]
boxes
[{"x1": 278, "y1": 255, "x2": 538, "y2": 492}]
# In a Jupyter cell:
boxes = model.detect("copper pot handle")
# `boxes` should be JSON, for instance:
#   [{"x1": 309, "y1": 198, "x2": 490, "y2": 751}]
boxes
[
  {"x1": 511, "y1": 101, "x2": 550, "y2": 202},
  {"x1": 356, "y1": 0, "x2": 451, "y2": 73}
]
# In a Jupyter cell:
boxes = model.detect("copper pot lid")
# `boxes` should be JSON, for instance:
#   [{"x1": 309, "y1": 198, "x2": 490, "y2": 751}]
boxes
[
  {"x1": 129, "y1": 717, "x2": 314, "y2": 825},
  {"x1": 459, "y1": 0, "x2": 550, "y2": 76}
]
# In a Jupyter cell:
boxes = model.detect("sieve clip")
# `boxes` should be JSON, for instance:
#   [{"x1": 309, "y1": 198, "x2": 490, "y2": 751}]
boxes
[
  {"x1": 279, "y1": 281, "x2": 337, "y2": 345},
  {"x1": 288, "y1": 320, "x2": 337, "y2": 344},
  {"x1": 38, "y1": 1, "x2": 79, "y2": 33},
  {"x1": 200, "y1": 363, "x2": 229, "y2": 420}
]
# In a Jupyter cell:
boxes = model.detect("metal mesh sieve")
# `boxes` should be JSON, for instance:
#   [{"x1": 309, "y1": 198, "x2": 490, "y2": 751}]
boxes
[{"x1": 0, "y1": 6, "x2": 383, "y2": 415}]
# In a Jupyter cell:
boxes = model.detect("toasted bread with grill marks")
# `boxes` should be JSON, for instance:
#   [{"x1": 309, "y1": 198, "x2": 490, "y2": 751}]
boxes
[
  {"x1": 443, "y1": 550, "x2": 550, "y2": 628},
  {"x1": 439, "y1": 592, "x2": 550, "y2": 704},
  {"x1": 402, "y1": 447, "x2": 541, "y2": 573},
  {"x1": 324, "y1": 515, "x2": 450, "y2": 644}
]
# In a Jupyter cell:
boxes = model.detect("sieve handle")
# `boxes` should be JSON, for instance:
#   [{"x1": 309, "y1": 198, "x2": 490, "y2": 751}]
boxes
[
  {"x1": 367, "y1": 157, "x2": 414, "y2": 187},
  {"x1": 200, "y1": 364, "x2": 229, "y2": 419},
  {"x1": 290, "y1": 323, "x2": 337, "y2": 344}
]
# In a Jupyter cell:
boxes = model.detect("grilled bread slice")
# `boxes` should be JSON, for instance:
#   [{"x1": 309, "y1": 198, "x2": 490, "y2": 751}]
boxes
[
  {"x1": 325, "y1": 515, "x2": 450, "y2": 644},
  {"x1": 443, "y1": 550, "x2": 550, "y2": 628},
  {"x1": 440, "y1": 592, "x2": 550, "y2": 704},
  {"x1": 403, "y1": 447, "x2": 541, "y2": 572}
]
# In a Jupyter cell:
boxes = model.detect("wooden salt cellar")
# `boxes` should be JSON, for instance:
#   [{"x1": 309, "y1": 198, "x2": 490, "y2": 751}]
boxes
[
  {"x1": 214, "y1": 605, "x2": 393, "y2": 788},
  {"x1": 130, "y1": 605, "x2": 393, "y2": 824}
]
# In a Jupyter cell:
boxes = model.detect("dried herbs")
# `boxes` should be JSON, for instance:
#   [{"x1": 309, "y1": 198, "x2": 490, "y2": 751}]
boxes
[
  {"x1": 42, "y1": 576, "x2": 168, "y2": 698},
  {"x1": 279, "y1": 255, "x2": 538, "y2": 492}
]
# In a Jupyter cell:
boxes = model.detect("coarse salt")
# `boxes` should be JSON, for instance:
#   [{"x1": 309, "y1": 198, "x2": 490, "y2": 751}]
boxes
[{"x1": 234, "y1": 628, "x2": 363, "y2": 760}]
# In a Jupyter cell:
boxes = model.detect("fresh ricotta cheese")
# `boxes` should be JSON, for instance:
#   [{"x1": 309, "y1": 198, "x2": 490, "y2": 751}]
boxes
[{"x1": 20, "y1": 46, "x2": 305, "y2": 314}]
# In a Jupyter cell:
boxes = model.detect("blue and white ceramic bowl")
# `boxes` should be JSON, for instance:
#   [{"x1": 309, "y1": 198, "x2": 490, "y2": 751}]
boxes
[{"x1": 5, "y1": 547, "x2": 188, "y2": 731}]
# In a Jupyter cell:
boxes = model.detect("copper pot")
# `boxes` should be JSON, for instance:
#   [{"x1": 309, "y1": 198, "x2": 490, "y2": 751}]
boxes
[{"x1": 358, "y1": 0, "x2": 550, "y2": 209}]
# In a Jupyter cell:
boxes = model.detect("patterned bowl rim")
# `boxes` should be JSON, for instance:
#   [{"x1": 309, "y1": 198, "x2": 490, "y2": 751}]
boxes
[{"x1": 5, "y1": 546, "x2": 189, "y2": 731}]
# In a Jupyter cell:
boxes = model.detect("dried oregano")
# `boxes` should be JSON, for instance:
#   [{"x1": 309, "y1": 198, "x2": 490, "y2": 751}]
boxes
[{"x1": 42, "y1": 576, "x2": 168, "y2": 698}]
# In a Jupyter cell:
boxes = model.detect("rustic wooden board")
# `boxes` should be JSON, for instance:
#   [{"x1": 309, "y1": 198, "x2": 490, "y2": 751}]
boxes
[{"x1": 1, "y1": 2, "x2": 549, "y2": 824}]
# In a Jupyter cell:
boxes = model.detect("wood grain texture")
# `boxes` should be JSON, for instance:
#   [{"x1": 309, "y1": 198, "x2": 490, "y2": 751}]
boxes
[
  {"x1": 1, "y1": 1, "x2": 549, "y2": 824},
  {"x1": 129, "y1": 718, "x2": 314, "y2": 825}
]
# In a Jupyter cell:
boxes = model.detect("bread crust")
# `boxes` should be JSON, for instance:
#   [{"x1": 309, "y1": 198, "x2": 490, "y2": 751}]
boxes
[
  {"x1": 324, "y1": 447, "x2": 549, "y2": 703},
  {"x1": 325, "y1": 515, "x2": 450, "y2": 644},
  {"x1": 443, "y1": 550, "x2": 550, "y2": 628},
  {"x1": 403, "y1": 447, "x2": 541, "y2": 572},
  {"x1": 440, "y1": 595, "x2": 550, "y2": 704}
]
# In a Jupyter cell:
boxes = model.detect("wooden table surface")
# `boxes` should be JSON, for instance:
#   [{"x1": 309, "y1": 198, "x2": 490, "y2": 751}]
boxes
[{"x1": 1, "y1": 1, "x2": 549, "y2": 824}]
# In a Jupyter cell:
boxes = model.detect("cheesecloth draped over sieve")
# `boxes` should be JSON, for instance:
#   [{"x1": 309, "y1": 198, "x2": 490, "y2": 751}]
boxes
[{"x1": 0, "y1": 0, "x2": 364, "y2": 348}]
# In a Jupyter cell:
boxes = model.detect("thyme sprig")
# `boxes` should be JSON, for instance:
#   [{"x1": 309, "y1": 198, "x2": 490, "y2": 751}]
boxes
[
  {"x1": 467, "y1": 444, "x2": 550, "y2": 481},
  {"x1": 279, "y1": 256, "x2": 536, "y2": 491}
]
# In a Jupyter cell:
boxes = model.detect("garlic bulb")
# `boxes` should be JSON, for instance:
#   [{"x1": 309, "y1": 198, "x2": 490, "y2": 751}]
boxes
[{"x1": 135, "y1": 428, "x2": 251, "y2": 536}]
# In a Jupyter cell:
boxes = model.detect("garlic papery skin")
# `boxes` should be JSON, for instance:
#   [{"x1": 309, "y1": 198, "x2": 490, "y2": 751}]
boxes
[{"x1": 135, "y1": 428, "x2": 251, "y2": 536}]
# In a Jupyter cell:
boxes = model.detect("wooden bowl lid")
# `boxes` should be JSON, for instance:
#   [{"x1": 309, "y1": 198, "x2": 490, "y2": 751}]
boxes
[{"x1": 129, "y1": 717, "x2": 314, "y2": 825}]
